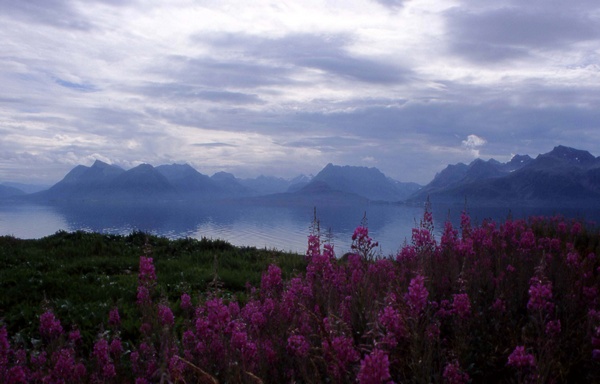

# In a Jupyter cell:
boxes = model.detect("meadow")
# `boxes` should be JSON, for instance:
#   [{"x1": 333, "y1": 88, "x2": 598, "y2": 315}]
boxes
[{"x1": 1, "y1": 205, "x2": 599, "y2": 383}]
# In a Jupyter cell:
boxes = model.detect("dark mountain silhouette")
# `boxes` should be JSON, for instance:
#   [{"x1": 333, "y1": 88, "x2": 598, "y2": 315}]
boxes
[
  {"x1": 503, "y1": 154, "x2": 533, "y2": 172},
  {"x1": 25, "y1": 146, "x2": 598, "y2": 206},
  {"x1": 33, "y1": 161, "x2": 180, "y2": 202},
  {"x1": 32, "y1": 161, "x2": 418, "y2": 203},
  {"x1": 211, "y1": 172, "x2": 253, "y2": 196},
  {"x1": 0, "y1": 184, "x2": 25, "y2": 198},
  {"x1": 36, "y1": 160, "x2": 125, "y2": 200},
  {"x1": 156, "y1": 164, "x2": 221, "y2": 196},
  {"x1": 108, "y1": 164, "x2": 176, "y2": 199},
  {"x1": 295, "y1": 163, "x2": 420, "y2": 202},
  {"x1": 408, "y1": 146, "x2": 600, "y2": 206}
]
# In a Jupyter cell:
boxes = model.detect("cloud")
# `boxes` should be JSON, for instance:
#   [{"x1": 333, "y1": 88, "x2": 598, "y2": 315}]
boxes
[
  {"x1": 462, "y1": 134, "x2": 486, "y2": 148},
  {"x1": 196, "y1": 32, "x2": 413, "y2": 85},
  {"x1": 193, "y1": 142, "x2": 237, "y2": 148},
  {"x1": 372, "y1": 0, "x2": 408, "y2": 9},
  {"x1": 444, "y1": 3, "x2": 600, "y2": 63},
  {"x1": 462, "y1": 134, "x2": 486, "y2": 157},
  {"x1": 0, "y1": 0, "x2": 93, "y2": 30},
  {"x1": 134, "y1": 83, "x2": 264, "y2": 104},
  {"x1": 54, "y1": 78, "x2": 97, "y2": 92},
  {"x1": 1, "y1": 0, "x2": 600, "y2": 185}
]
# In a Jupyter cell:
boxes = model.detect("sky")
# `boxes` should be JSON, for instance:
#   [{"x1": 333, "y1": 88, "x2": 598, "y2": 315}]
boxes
[{"x1": 1, "y1": 0, "x2": 599, "y2": 185}]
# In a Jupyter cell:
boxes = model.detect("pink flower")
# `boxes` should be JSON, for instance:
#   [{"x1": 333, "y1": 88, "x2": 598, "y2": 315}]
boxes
[
  {"x1": 452, "y1": 293, "x2": 471, "y2": 319},
  {"x1": 566, "y1": 250, "x2": 580, "y2": 267},
  {"x1": 68, "y1": 329, "x2": 82, "y2": 345},
  {"x1": 138, "y1": 256, "x2": 156, "y2": 284},
  {"x1": 357, "y1": 349, "x2": 392, "y2": 384},
  {"x1": 180, "y1": 293, "x2": 192, "y2": 311},
  {"x1": 527, "y1": 279, "x2": 554, "y2": 313},
  {"x1": 507, "y1": 346, "x2": 536, "y2": 368},
  {"x1": 7, "y1": 366, "x2": 29, "y2": 383},
  {"x1": 158, "y1": 304, "x2": 174, "y2": 327},
  {"x1": 306, "y1": 234, "x2": 321, "y2": 259},
  {"x1": 93, "y1": 339, "x2": 115, "y2": 379},
  {"x1": 443, "y1": 360, "x2": 470, "y2": 384},
  {"x1": 287, "y1": 334, "x2": 310, "y2": 358},
  {"x1": 39, "y1": 310, "x2": 63, "y2": 339},
  {"x1": 1, "y1": 327, "x2": 11, "y2": 378},
  {"x1": 51, "y1": 348, "x2": 85, "y2": 382},
  {"x1": 379, "y1": 306, "x2": 406, "y2": 345},
  {"x1": 136, "y1": 285, "x2": 151, "y2": 306},
  {"x1": 406, "y1": 275, "x2": 429, "y2": 316},
  {"x1": 322, "y1": 336, "x2": 359, "y2": 380},
  {"x1": 261, "y1": 264, "x2": 283, "y2": 294},
  {"x1": 110, "y1": 338, "x2": 123, "y2": 358},
  {"x1": 169, "y1": 355, "x2": 186, "y2": 381},
  {"x1": 352, "y1": 226, "x2": 379, "y2": 259}
]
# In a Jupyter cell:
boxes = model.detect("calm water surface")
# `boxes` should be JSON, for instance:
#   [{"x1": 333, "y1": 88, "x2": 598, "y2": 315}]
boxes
[{"x1": 1, "y1": 201, "x2": 598, "y2": 256}]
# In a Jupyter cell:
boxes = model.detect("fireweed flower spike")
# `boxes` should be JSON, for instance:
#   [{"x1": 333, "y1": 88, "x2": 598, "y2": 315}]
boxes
[
  {"x1": 527, "y1": 278, "x2": 554, "y2": 313},
  {"x1": 406, "y1": 275, "x2": 429, "y2": 316},
  {"x1": 507, "y1": 346, "x2": 536, "y2": 368},
  {"x1": 138, "y1": 256, "x2": 157, "y2": 285},
  {"x1": 357, "y1": 348, "x2": 393, "y2": 384},
  {"x1": 180, "y1": 293, "x2": 192, "y2": 311},
  {"x1": 39, "y1": 310, "x2": 64, "y2": 340},
  {"x1": 443, "y1": 360, "x2": 470, "y2": 384},
  {"x1": 158, "y1": 304, "x2": 175, "y2": 327}
]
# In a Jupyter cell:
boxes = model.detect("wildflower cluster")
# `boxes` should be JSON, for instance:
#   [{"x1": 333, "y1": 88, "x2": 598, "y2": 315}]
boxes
[{"x1": 1, "y1": 211, "x2": 599, "y2": 382}]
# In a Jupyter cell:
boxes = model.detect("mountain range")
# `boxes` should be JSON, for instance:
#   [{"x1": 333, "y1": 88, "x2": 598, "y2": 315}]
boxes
[
  {"x1": 408, "y1": 145, "x2": 600, "y2": 206},
  {"x1": 3, "y1": 145, "x2": 600, "y2": 206},
  {"x1": 19, "y1": 160, "x2": 417, "y2": 204}
]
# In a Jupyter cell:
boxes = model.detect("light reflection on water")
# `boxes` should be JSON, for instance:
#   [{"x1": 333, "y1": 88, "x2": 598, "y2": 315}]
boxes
[{"x1": 1, "y1": 201, "x2": 599, "y2": 256}]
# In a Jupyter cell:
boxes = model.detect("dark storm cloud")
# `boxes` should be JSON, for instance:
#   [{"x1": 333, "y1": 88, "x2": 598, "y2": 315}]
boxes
[
  {"x1": 445, "y1": 3, "x2": 600, "y2": 63},
  {"x1": 196, "y1": 32, "x2": 413, "y2": 85}
]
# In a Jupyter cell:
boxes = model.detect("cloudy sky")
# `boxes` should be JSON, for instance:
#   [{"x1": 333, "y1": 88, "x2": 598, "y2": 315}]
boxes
[{"x1": 1, "y1": 0, "x2": 599, "y2": 185}]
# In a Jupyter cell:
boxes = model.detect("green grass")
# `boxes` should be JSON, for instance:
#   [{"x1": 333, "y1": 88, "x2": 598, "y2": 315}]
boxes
[{"x1": 0, "y1": 230, "x2": 306, "y2": 348}]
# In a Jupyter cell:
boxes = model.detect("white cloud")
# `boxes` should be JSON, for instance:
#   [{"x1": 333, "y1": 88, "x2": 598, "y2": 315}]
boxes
[{"x1": 462, "y1": 134, "x2": 487, "y2": 157}]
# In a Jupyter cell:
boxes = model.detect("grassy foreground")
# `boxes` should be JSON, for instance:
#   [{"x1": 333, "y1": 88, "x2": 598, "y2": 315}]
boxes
[
  {"x1": 1, "y1": 208, "x2": 600, "y2": 383},
  {"x1": 0, "y1": 231, "x2": 306, "y2": 350}
]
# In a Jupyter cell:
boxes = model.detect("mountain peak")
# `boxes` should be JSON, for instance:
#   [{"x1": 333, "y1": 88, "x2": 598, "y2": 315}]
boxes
[
  {"x1": 544, "y1": 145, "x2": 596, "y2": 164},
  {"x1": 304, "y1": 163, "x2": 419, "y2": 201},
  {"x1": 91, "y1": 159, "x2": 111, "y2": 168}
]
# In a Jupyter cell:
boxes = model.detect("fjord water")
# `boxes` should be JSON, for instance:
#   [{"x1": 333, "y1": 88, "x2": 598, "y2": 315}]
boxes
[{"x1": 1, "y1": 201, "x2": 598, "y2": 256}]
